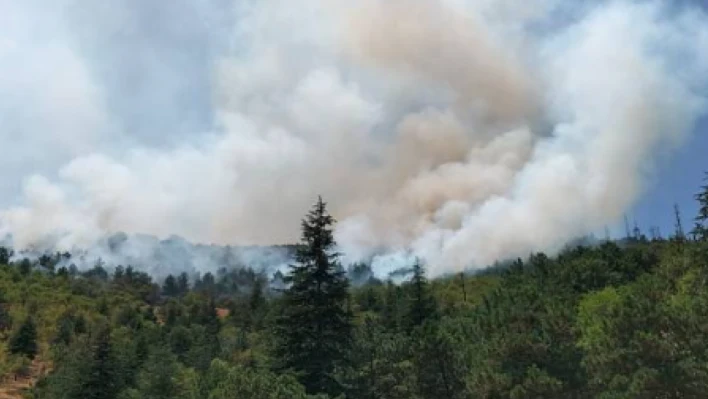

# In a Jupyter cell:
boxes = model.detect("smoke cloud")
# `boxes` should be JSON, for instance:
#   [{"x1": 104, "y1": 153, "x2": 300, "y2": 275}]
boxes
[{"x1": 0, "y1": 0, "x2": 707, "y2": 276}]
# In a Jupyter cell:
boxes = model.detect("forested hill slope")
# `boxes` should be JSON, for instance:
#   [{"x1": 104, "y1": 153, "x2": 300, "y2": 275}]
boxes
[
  {"x1": 0, "y1": 236, "x2": 702, "y2": 397},
  {"x1": 2, "y1": 233, "x2": 299, "y2": 282},
  {"x1": 0, "y1": 181, "x2": 706, "y2": 397}
]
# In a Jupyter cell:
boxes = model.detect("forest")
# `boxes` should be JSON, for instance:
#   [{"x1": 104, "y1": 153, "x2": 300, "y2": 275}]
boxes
[{"x1": 0, "y1": 174, "x2": 705, "y2": 399}]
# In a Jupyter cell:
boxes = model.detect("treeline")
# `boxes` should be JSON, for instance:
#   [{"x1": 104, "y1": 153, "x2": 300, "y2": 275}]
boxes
[{"x1": 0, "y1": 175, "x2": 704, "y2": 398}]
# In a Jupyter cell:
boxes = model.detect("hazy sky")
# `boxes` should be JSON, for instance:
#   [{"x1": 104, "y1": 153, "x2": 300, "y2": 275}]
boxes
[
  {"x1": 632, "y1": 116, "x2": 708, "y2": 237},
  {"x1": 623, "y1": 0, "x2": 708, "y2": 236}
]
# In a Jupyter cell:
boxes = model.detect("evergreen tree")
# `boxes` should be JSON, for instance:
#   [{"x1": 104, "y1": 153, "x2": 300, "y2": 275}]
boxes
[
  {"x1": 113, "y1": 266, "x2": 125, "y2": 283},
  {"x1": 53, "y1": 310, "x2": 76, "y2": 346},
  {"x1": 249, "y1": 277, "x2": 266, "y2": 313},
  {"x1": 18, "y1": 258, "x2": 32, "y2": 276},
  {"x1": 83, "y1": 326, "x2": 118, "y2": 399},
  {"x1": 0, "y1": 305, "x2": 12, "y2": 335},
  {"x1": 133, "y1": 345, "x2": 179, "y2": 399},
  {"x1": 382, "y1": 280, "x2": 405, "y2": 332},
  {"x1": 185, "y1": 298, "x2": 221, "y2": 369},
  {"x1": 673, "y1": 203, "x2": 685, "y2": 242},
  {"x1": 57, "y1": 266, "x2": 69, "y2": 279},
  {"x1": 74, "y1": 313, "x2": 88, "y2": 335},
  {"x1": 274, "y1": 197, "x2": 353, "y2": 396},
  {"x1": 33, "y1": 335, "x2": 93, "y2": 398},
  {"x1": 195, "y1": 272, "x2": 217, "y2": 298},
  {"x1": 692, "y1": 172, "x2": 708, "y2": 240},
  {"x1": 0, "y1": 290, "x2": 12, "y2": 334},
  {"x1": 342, "y1": 316, "x2": 417, "y2": 399},
  {"x1": 177, "y1": 272, "x2": 190, "y2": 295},
  {"x1": 162, "y1": 275, "x2": 179, "y2": 297},
  {"x1": 9, "y1": 316, "x2": 38, "y2": 359},
  {"x1": 246, "y1": 276, "x2": 267, "y2": 330},
  {"x1": 414, "y1": 323, "x2": 467, "y2": 399},
  {"x1": 405, "y1": 259, "x2": 437, "y2": 331},
  {"x1": 0, "y1": 246, "x2": 11, "y2": 265}
]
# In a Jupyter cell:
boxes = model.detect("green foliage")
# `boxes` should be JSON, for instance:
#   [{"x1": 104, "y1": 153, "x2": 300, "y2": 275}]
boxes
[
  {"x1": 4, "y1": 189, "x2": 708, "y2": 399},
  {"x1": 693, "y1": 172, "x2": 708, "y2": 240},
  {"x1": 162, "y1": 274, "x2": 180, "y2": 297},
  {"x1": 132, "y1": 345, "x2": 180, "y2": 399},
  {"x1": 82, "y1": 326, "x2": 119, "y2": 399},
  {"x1": 577, "y1": 257, "x2": 708, "y2": 398},
  {"x1": 0, "y1": 304, "x2": 13, "y2": 335},
  {"x1": 274, "y1": 197, "x2": 353, "y2": 396},
  {"x1": 9, "y1": 316, "x2": 37, "y2": 359},
  {"x1": 34, "y1": 335, "x2": 94, "y2": 398},
  {"x1": 341, "y1": 316, "x2": 418, "y2": 399},
  {"x1": 201, "y1": 359, "x2": 326, "y2": 399},
  {"x1": 404, "y1": 260, "x2": 438, "y2": 331}
]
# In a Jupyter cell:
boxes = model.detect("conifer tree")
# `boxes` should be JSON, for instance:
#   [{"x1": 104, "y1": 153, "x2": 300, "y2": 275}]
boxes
[
  {"x1": 692, "y1": 172, "x2": 708, "y2": 241},
  {"x1": 18, "y1": 259, "x2": 32, "y2": 276},
  {"x1": 162, "y1": 275, "x2": 179, "y2": 297},
  {"x1": 674, "y1": 203, "x2": 685, "y2": 242},
  {"x1": 134, "y1": 345, "x2": 179, "y2": 399},
  {"x1": 0, "y1": 306, "x2": 12, "y2": 335},
  {"x1": 0, "y1": 247, "x2": 10, "y2": 265},
  {"x1": 53, "y1": 311, "x2": 76, "y2": 346},
  {"x1": 405, "y1": 259, "x2": 438, "y2": 331},
  {"x1": 246, "y1": 277, "x2": 266, "y2": 330},
  {"x1": 177, "y1": 272, "x2": 190, "y2": 295},
  {"x1": 274, "y1": 197, "x2": 353, "y2": 396},
  {"x1": 382, "y1": 280, "x2": 404, "y2": 332},
  {"x1": 249, "y1": 277, "x2": 266, "y2": 313},
  {"x1": 0, "y1": 290, "x2": 12, "y2": 334},
  {"x1": 83, "y1": 326, "x2": 118, "y2": 399},
  {"x1": 9, "y1": 316, "x2": 37, "y2": 359}
]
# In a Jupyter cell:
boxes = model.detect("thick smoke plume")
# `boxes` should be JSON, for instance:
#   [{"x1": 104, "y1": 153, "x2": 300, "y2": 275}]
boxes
[{"x1": 1, "y1": 0, "x2": 707, "y2": 276}]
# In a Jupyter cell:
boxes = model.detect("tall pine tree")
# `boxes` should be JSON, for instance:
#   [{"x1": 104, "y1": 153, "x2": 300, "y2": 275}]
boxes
[
  {"x1": 162, "y1": 275, "x2": 179, "y2": 297},
  {"x1": 405, "y1": 259, "x2": 438, "y2": 331},
  {"x1": 83, "y1": 325, "x2": 118, "y2": 399},
  {"x1": 693, "y1": 172, "x2": 708, "y2": 241},
  {"x1": 275, "y1": 197, "x2": 353, "y2": 397}
]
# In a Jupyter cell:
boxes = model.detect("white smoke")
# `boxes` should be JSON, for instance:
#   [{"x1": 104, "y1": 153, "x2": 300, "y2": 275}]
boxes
[{"x1": 0, "y1": 0, "x2": 706, "y2": 276}]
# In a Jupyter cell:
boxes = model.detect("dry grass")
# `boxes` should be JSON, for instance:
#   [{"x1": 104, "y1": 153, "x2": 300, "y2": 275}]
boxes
[{"x1": 0, "y1": 358, "x2": 50, "y2": 399}]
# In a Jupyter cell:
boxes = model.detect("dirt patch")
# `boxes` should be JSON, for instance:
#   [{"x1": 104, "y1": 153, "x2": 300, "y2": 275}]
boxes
[{"x1": 0, "y1": 358, "x2": 50, "y2": 399}]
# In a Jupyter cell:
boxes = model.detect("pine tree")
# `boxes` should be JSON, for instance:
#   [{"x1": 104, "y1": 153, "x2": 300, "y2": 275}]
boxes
[
  {"x1": 0, "y1": 306, "x2": 12, "y2": 335},
  {"x1": 0, "y1": 247, "x2": 11, "y2": 265},
  {"x1": 83, "y1": 326, "x2": 118, "y2": 399},
  {"x1": 53, "y1": 311, "x2": 76, "y2": 346},
  {"x1": 692, "y1": 172, "x2": 708, "y2": 241},
  {"x1": 274, "y1": 197, "x2": 353, "y2": 396},
  {"x1": 9, "y1": 316, "x2": 37, "y2": 359},
  {"x1": 18, "y1": 259, "x2": 32, "y2": 276},
  {"x1": 382, "y1": 280, "x2": 404, "y2": 332},
  {"x1": 0, "y1": 290, "x2": 12, "y2": 334},
  {"x1": 246, "y1": 277, "x2": 267, "y2": 330},
  {"x1": 162, "y1": 275, "x2": 179, "y2": 297},
  {"x1": 249, "y1": 277, "x2": 266, "y2": 313},
  {"x1": 177, "y1": 272, "x2": 190, "y2": 295},
  {"x1": 134, "y1": 345, "x2": 179, "y2": 399},
  {"x1": 415, "y1": 323, "x2": 467, "y2": 399},
  {"x1": 192, "y1": 298, "x2": 221, "y2": 366},
  {"x1": 674, "y1": 203, "x2": 685, "y2": 242},
  {"x1": 405, "y1": 259, "x2": 438, "y2": 331}
]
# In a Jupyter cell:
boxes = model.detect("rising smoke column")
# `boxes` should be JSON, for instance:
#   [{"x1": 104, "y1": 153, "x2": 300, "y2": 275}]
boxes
[{"x1": 0, "y1": 0, "x2": 706, "y2": 276}]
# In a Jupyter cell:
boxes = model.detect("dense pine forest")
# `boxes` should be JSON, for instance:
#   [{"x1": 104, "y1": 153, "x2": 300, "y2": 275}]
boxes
[{"x1": 0, "y1": 177, "x2": 705, "y2": 398}]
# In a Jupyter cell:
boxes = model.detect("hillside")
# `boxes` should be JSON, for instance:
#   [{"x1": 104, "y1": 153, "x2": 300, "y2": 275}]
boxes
[
  {"x1": 0, "y1": 178, "x2": 704, "y2": 398},
  {"x1": 0, "y1": 234, "x2": 703, "y2": 398}
]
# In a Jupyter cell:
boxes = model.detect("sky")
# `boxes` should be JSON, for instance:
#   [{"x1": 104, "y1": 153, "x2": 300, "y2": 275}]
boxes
[
  {"x1": 1, "y1": 0, "x2": 707, "y2": 275},
  {"x1": 631, "y1": 116, "x2": 708, "y2": 238},
  {"x1": 617, "y1": 0, "x2": 708, "y2": 239}
]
